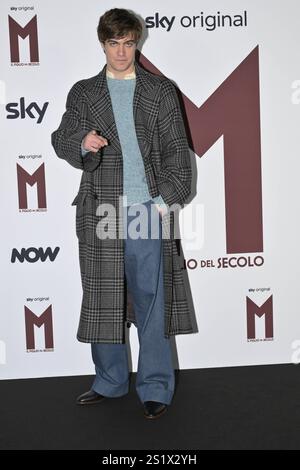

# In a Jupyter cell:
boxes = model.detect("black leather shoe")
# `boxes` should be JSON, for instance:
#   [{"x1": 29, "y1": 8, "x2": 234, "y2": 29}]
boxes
[
  {"x1": 143, "y1": 401, "x2": 167, "y2": 419},
  {"x1": 76, "y1": 390, "x2": 106, "y2": 405}
]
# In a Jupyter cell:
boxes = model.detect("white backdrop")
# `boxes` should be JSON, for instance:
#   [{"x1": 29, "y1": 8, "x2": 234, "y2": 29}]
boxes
[{"x1": 1, "y1": 0, "x2": 300, "y2": 379}]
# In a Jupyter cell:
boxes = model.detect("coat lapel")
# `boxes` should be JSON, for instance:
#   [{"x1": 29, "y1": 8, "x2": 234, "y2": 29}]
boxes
[
  {"x1": 84, "y1": 65, "x2": 121, "y2": 153},
  {"x1": 134, "y1": 62, "x2": 161, "y2": 159},
  {"x1": 84, "y1": 62, "x2": 160, "y2": 158}
]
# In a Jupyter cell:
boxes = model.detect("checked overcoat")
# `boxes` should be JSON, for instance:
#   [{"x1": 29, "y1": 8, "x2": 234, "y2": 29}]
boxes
[{"x1": 51, "y1": 62, "x2": 194, "y2": 343}]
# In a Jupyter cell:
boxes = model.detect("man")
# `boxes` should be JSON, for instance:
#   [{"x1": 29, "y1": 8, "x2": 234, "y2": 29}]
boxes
[{"x1": 51, "y1": 8, "x2": 194, "y2": 419}]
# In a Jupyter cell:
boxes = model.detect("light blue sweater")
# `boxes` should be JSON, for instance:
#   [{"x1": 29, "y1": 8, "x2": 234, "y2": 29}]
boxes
[{"x1": 106, "y1": 76, "x2": 164, "y2": 206}]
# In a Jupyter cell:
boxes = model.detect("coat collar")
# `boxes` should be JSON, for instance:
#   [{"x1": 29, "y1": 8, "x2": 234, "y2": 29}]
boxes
[
  {"x1": 85, "y1": 61, "x2": 158, "y2": 98},
  {"x1": 83, "y1": 62, "x2": 160, "y2": 154}
]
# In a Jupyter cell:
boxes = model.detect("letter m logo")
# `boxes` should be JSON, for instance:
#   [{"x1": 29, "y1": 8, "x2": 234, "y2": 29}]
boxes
[
  {"x1": 24, "y1": 305, "x2": 54, "y2": 351},
  {"x1": 246, "y1": 296, "x2": 273, "y2": 340},
  {"x1": 8, "y1": 15, "x2": 39, "y2": 62},
  {"x1": 140, "y1": 46, "x2": 263, "y2": 254},
  {"x1": 8, "y1": 15, "x2": 39, "y2": 63}
]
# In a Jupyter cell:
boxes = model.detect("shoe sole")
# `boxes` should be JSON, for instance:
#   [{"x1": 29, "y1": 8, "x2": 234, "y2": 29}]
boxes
[
  {"x1": 76, "y1": 398, "x2": 106, "y2": 406},
  {"x1": 143, "y1": 407, "x2": 167, "y2": 419}
]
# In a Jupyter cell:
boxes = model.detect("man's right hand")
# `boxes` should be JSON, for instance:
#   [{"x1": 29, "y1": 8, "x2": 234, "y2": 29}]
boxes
[{"x1": 82, "y1": 130, "x2": 108, "y2": 153}]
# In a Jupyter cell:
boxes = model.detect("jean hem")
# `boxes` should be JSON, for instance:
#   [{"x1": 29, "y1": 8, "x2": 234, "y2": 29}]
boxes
[
  {"x1": 92, "y1": 381, "x2": 129, "y2": 398},
  {"x1": 137, "y1": 389, "x2": 174, "y2": 405}
]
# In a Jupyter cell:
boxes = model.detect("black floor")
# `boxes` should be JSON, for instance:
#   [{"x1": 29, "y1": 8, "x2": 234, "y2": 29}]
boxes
[{"x1": 1, "y1": 364, "x2": 300, "y2": 450}]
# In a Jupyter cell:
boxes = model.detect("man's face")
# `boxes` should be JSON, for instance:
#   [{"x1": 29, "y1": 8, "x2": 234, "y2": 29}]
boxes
[{"x1": 102, "y1": 34, "x2": 137, "y2": 78}]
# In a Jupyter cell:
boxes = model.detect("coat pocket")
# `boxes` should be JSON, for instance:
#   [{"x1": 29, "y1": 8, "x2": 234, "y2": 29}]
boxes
[
  {"x1": 72, "y1": 191, "x2": 99, "y2": 243},
  {"x1": 72, "y1": 192, "x2": 89, "y2": 242},
  {"x1": 71, "y1": 192, "x2": 88, "y2": 243}
]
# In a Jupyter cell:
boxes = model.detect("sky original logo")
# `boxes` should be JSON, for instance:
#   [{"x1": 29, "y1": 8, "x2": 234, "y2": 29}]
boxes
[
  {"x1": 6, "y1": 98, "x2": 48, "y2": 124},
  {"x1": 145, "y1": 11, "x2": 248, "y2": 32}
]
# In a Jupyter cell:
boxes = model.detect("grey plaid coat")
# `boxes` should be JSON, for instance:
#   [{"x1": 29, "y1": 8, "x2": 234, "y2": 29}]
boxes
[{"x1": 51, "y1": 62, "x2": 194, "y2": 343}]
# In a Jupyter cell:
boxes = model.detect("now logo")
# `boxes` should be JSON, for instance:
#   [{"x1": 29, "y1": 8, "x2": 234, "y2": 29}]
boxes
[{"x1": 11, "y1": 247, "x2": 60, "y2": 263}]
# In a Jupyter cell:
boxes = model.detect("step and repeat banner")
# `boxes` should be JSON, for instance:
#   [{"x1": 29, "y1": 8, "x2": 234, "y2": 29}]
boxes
[{"x1": 1, "y1": 0, "x2": 299, "y2": 379}]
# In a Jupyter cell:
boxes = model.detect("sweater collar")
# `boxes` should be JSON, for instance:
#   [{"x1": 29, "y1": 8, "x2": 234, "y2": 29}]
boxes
[{"x1": 106, "y1": 67, "x2": 136, "y2": 80}]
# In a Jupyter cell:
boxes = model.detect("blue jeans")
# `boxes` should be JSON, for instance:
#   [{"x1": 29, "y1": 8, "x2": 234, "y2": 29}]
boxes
[{"x1": 91, "y1": 199, "x2": 175, "y2": 405}]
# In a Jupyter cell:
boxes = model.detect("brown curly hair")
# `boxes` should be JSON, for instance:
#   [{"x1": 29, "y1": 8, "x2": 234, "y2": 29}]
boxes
[{"x1": 97, "y1": 8, "x2": 142, "y2": 44}]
